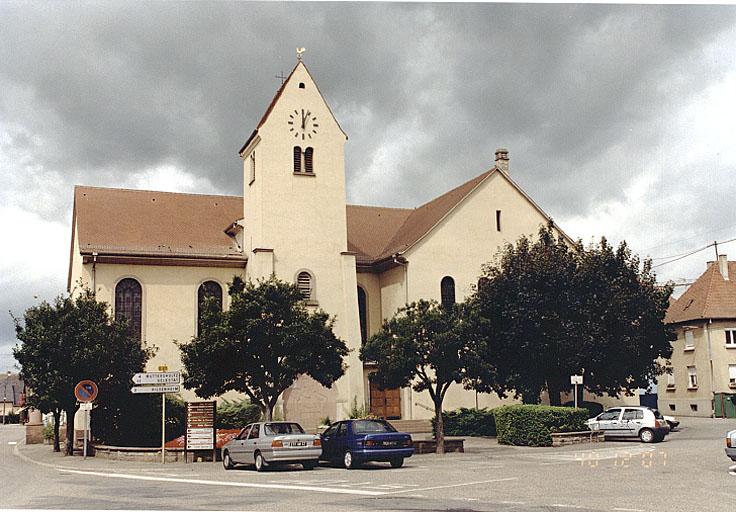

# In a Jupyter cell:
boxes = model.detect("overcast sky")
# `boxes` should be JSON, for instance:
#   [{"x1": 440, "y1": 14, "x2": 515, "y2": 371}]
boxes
[{"x1": 2, "y1": 2, "x2": 736, "y2": 372}]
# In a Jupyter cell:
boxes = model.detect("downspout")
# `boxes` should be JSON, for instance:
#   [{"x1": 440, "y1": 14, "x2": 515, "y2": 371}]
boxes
[
  {"x1": 392, "y1": 253, "x2": 412, "y2": 419},
  {"x1": 705, "y1": 319, "x2": 715, "y2": 417}
]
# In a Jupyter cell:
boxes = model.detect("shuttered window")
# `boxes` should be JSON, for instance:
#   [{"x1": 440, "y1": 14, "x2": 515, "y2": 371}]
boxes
[
  {"x1": 115, "y1": 278, "x2": 142, "y2": 341},
  {"x1": 293, "y1": 146, "x2": 302, "y2": 173},
  {"x1": 304, "y1": 147, "x2": 314, "y2": 173},
  {"x1": 440, "y1": 276, "x2": 455, "y2": 308},
  {"x1": 297, "y1": 271, "x2": 313, "y2": 300}
]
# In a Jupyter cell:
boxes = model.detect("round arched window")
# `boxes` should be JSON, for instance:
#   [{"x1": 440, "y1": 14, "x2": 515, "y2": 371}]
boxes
[{"x1": 115, "y1": 278, "x2": 142, "y2": 341}]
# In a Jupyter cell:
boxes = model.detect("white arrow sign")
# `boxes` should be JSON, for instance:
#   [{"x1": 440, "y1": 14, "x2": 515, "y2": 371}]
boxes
[
  {"x1": 132, "y1": 372, "x2": 181, "y2": 385},
  {"x1": 131, "y1": 384, "x2": 181, "y2": 394}
]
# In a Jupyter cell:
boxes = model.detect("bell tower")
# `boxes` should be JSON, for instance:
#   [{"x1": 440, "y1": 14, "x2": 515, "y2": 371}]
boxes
[{"x1": 238, "y1": 58, "x2": 364, "y2": 425}]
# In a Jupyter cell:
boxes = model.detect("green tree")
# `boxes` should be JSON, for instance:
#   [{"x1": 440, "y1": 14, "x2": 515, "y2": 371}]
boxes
[
  {"x1": 469, "y1": 223, "x2": 674, "y2": 405},
  {"x1": 179, "y1": 276, "x2": 349, "y2": 421},
  {"x1": 13, "y1": 289, "x2": 153, "y2": 454},
  {"x1": 360, "y1": 300, "x2": 476, "y2": 454}
]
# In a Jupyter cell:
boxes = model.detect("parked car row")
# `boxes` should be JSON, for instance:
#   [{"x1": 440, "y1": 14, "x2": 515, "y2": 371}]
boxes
[
  {"x1": 221, "y1": 419, "x2": 414, "y2": 471},
  {"x1": 586, "y1": 406, "x2": 670, "y2": 443}
]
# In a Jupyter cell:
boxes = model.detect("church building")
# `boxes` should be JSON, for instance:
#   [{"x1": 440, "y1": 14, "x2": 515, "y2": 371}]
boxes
[{"x1": 68, "y1": 59, "x2": 574, "y2": 428}]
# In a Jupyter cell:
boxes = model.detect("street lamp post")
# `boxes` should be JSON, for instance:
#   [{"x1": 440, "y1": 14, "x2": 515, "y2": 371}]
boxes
[{"x1": 2, "y1": 371, "x2": 10, "y2": 425}]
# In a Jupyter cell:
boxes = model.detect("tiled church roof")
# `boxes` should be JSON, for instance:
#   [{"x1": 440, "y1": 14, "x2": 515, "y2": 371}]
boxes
[
  {"x1": 72, "y1": 170, "x2": 497, "y2": 268},
  {"x1": 666, "y1": 260, "x2": 736, "y2": 324}
]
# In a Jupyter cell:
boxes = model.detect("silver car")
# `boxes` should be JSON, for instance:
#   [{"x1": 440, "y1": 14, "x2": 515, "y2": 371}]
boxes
[
  {"x1": 221, "y1": 422, "x2": 322, "y2": 471},
  {"x1": 726, "y1": 429, "x2": 736, "y2": 462},
  {"x1": 586, "y1": 406, "x2": 669, "y2": 443}
]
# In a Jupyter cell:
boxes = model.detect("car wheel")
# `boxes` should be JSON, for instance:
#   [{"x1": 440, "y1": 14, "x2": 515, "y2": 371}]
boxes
[
  {"x1": 390, "y1": 457, "x2": 404, "y2": 468},
  {"x1": 222, "y1": 451, "x2": 235, "y2": 470},
  {"x1": 343, "y1": 450, "x2": 356, "y2": 469},
  {"x1": 254, "y1": 451, "x2": 267, "y2": 472},
  {"x1": 302, "y1": 461, "x2": 318, "y2": 470},
  {"x1": 639, "y1": 428, "x2": 655, "y2": 443}
]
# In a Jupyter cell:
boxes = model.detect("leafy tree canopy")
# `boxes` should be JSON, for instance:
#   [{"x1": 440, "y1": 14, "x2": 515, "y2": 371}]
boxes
[
  {"x1": 13, "y1": 289, "x2": 153, "y2": 453},
  {"x1": 179, "y1": 276, "x2": 349, "y2": 420},
  {"x1": 469, "y1": 222, "x2": 674, "y2": 405},
  {"x1": 360, "y1": 300, "x2": 478, "y2": 453}
]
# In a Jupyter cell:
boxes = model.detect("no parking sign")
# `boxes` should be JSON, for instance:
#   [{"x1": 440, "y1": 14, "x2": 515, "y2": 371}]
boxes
[{"x1": 74, "y1": 380, "x2": 98, "y2": 403}]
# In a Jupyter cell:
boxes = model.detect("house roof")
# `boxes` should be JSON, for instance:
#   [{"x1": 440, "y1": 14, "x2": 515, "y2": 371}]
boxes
[
  {"x1": 73, "y1": 186, "x2": 244, "y2": 259},
  {"x1": 665, "y1": 260, "x2": 736, "y2": 324},
  {"x1": 2, "y1": 374, "x2": 24, "y2": 406}
]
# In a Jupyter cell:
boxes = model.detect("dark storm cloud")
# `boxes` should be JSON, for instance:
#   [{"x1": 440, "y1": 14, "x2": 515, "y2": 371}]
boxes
[{"x1": 1, "y1": 2, "x2": 736, "y2": 370}]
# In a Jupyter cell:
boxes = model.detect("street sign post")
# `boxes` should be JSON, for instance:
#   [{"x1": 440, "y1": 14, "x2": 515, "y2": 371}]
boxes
[
  {"x1": 185, "y1": 401, "x2": 216, "y2": 462},
  {"x1": 74, "y1": 380, "x2": 98, "y2": 460},
  {"x1": 570, "y1": 375, "x2": 584, "y2": 408},
  {"x1": 130, "y1": 369, "x2": 181, "y2": 463}
]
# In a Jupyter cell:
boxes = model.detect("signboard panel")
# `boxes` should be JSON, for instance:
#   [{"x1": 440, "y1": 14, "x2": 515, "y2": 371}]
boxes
[
  {"x1": 74, "y1": 380, "x2": 98, "y2": 402},
  {"x1": 132, "y1": 372, "x2": 181, "y2": 385},
  {"x1": 130, "y1": 384, "x2": 181, "y2": 394},
  {"x1": 570, "y1": 375, "x2": 584, "y2": 385},
  {"x1": 185, "y1": 401, "x2": 216, "y2": 452}
]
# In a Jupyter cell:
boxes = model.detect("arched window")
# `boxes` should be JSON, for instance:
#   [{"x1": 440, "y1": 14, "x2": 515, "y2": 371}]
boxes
[
  {"x1": 357, "y1": 286, "x2": 368, "y2": 342},
  {"x1": 197, "y1": 281, "x2": 223, "y2": 333},
  {"x1": 304, "y1": 147, "x2": 314, "y2": 173},
  {"x1": 440, "y1": 276, "x2": 455, "y2": 309},
  {"x1": 293, "y1": 146, "x2": 302, "y2": 173},
  {"x1": 296, "y1": 271, "x2": 313, "y2": 301},
  {"x1": 115, "y1": 278, "x2": 142, "y2": 341}
]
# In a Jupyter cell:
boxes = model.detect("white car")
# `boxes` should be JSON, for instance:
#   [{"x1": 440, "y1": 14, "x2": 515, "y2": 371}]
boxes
[
  {"x1": 726, "y1": 430, "x2": 736, "y2": 462},
  {"x1": 586, "y1": 406, "x2": 669, "y2": 443},
  {"x1": 663, "y1": 415, "x2": 680, "y2": 430}
]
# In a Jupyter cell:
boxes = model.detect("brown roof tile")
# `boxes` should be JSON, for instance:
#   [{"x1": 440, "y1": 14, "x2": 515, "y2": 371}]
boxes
[
  {"x1": 665, "y1": 261, "x2": 736, "y2": 324},
  {"x1": 73, "y1": 186, "x2": 244, "y2": 259}
]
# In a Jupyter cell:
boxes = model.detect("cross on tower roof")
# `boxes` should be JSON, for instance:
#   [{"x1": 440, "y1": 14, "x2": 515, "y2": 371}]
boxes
[{"x1": 275, "y1": 71, "x2": 287, "y2": 84}]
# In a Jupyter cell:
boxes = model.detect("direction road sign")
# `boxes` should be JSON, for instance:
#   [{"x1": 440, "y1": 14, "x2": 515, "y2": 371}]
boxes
[
  {"x1": 74, "y1": 380, "x2": 98, "y2": 402},
  {"x1": 132, "y1": 372, "x2": 180, "y2": 385},
  {"x1": 570, "y1": 375, "x2": 584, "y2": 385},
  {"x1": 130, "y1": 384, "x2": 181, "y2": 394}
]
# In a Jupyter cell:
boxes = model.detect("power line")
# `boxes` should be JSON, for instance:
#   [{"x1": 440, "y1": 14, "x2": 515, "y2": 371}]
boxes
[{"x1": 652, "y1": 237, "x2": 736, "y2": 269}]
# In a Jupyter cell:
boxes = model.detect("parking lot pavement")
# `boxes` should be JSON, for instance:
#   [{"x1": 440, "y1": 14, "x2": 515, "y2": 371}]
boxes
[{"x1": 5, "y1": 417, "x2": 736, "y2": 511}]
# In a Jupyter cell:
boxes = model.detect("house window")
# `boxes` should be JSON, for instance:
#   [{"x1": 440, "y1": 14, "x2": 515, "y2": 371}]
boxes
[
  {"x1": 687, "y1": 366, "x2": 697, "y2": 389},
  {"x1": 690, "y1": 404, "x2": 698, "y2": 412},
  {"x1": 729, "y1": 364, "x2": 736, "y2": 387},
  {"x1": 668, "y1": 404, "x2": 676, "y2": 411},
  {"x1": 440, "y1": 276, "x2": 455, "y2": 309},
  {"x1": 296, "y1": 271, "x2": 314, "y2": 301},
  {"x1": 197, "y1": 281, "x2": 223, "y2": 334},
  {"x1": 115, "y1": 278, "x2": 142, "y2": 341},
  {"x1": 304, "y1": 147, "x2": 314, "y2": 173},
  {"x1": 725, "y1": 329, "x2": 736, "y2": 347},
  {"x1": 293, "y1": 146, "x2": 302, "y2": 173},
  {"x1": 249, "y1": 151, "x2": 256, "y2": 184},
  {"x1": 357, "y1": 286, "x2": 368, "y2": 343},
  {"x1": 666, "y1": 371, "x2": 675, "y2": 388},
  {"x1": 684, "y1": 330, "x2": 695, "y2": 350},
  {"x1": 495, "y1": 210, "x2": 501, "y2": 232}
]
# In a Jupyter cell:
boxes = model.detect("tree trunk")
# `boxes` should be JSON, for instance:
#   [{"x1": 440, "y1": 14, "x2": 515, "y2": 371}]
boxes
[
  {"x1": 433, "y1": 398, "x2": 445, "y2": 455},
  {"x1": 52, "y1": 410, "x2": 61, "y2": 453},
  {"x1": 264, "y1": 403, "x2": 273, "y2": 422},
  {"x1": 547, "y1": 379, "x2": 562, "y2": 406},
  {"x1": 64, "y1": 406, "x2": 77, "y2": 456}
]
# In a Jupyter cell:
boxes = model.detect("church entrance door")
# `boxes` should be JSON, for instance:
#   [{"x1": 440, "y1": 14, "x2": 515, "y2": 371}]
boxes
[{"x1": 369, "y1": 381, "x2": 401, "y2": 420}]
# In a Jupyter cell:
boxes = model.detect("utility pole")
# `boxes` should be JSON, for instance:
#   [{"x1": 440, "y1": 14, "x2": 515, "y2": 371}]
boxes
[{"x1": 2, "y1": 371, "x2": 10, "y2": 425}]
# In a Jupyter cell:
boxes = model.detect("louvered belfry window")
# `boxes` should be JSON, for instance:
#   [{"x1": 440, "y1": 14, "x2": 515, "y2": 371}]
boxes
[
  {"x1": 197, "y1": 281, "x2": 223, "y2": 334},
  {"x1": 293, "y1": 146, "x2": 302, "y2": 173},
  {"x1": 304, "y1": 147, "x2": 314, "y2": 173},
  {"x1": 440, "y1": 276, "x2": 456, "y2": 309},
  {"x1": 357, "y1": 286, "x2": 368, "y2": 342},
  {"x1": 115, "y1": 278, "x2": 142, "y2": 341},
  {"x1": 297, "y1": 271, "x2": 313, "y2": 300}
]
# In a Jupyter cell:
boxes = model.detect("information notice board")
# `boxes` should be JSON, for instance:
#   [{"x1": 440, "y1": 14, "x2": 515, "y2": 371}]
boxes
[{"x1": 185, "y1": 401, "x2": 216, "y2": 460}]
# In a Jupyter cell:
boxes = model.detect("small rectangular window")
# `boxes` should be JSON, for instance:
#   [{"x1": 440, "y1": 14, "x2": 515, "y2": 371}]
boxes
[
  {"x1": 249, "y1": 152, "x2": 256, "y2": 185},
  {"x1": 668, "y1": 404, "x2": 676, "y2": 411},
  {"x1": 725, "y1": 329, "x2": 736, "y2": 347},
  {"x1": 684, "y1": 330, "x2": 695, "y2": 350},
  {"x1": 729, "y1": 364, "x2": 736, "y2": 385},
  {"x1": 666, "y1": 372, "x2": 675, "y2": 388},
  {"x1": 495, "y1": 210, "x2": 501, "y2": 232},
  {"x1": 690, "y1": 404, "x2": 698, "y2": 412},
  {"x1": 687, "y1": 366, "x2": 697, "y2": 388}
]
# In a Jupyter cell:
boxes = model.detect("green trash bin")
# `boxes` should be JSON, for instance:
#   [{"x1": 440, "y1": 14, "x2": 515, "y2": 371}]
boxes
[{"x1": 714, "y1": 393, "x2": 736, "y2": 418}]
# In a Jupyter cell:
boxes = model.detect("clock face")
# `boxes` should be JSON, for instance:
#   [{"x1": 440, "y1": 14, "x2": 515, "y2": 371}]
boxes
[{"x1": 288, "y1": 109, "x2": 319, "y2": 140}]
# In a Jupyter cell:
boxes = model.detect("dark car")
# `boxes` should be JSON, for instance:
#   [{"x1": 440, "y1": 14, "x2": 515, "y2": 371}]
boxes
[{"x1": 320, "y1": 419, "x2": 414, "y2": 469}]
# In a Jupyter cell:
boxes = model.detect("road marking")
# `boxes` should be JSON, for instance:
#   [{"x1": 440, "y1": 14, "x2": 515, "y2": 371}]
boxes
[
  {"x1": 55, "y1": 468, "x2": 386, "y2": 496},
  {"x1": 612, "y1": 508, "x2": 645, "y2": 512},
  {"x1": 7, "y1": 441, "x2": 17, "y2": 445},
  {"x1": 551, "y1": 505, "x2": 585, "y2": 509},
  {"x1": 386, "y1": 477, "x2": 518, "y2": 495}
]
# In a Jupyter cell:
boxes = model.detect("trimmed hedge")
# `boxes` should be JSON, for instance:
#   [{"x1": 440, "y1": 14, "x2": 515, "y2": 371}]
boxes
[
  {"x1": 216, "y1": 399, "x2": 262, "y2": 429},
  {"x1": 494, "y1": 405, "x2": 589, "y2": 447},
  {"x1": 432, "y1": 408, "x2": 496, "y2": 437}
]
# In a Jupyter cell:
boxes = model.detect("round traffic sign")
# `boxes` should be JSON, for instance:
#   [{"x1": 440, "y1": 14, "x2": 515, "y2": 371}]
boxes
[{"x1": 74, "y1": 380, "x2": 98, "y2": 402}]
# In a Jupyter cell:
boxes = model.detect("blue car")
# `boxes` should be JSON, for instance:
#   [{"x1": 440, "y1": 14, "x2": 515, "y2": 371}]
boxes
[{"x1": 320, "y1": 419, "x2": 414, "y2": 469}]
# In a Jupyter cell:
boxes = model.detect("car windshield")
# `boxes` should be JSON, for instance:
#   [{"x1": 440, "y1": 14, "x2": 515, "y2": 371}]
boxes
[
  {"x1": 264, "y1": 422, "x2": 305, "y2": 435},
  {"x1": 353, "y1": 419, "x2": 396, "y2": 434}
]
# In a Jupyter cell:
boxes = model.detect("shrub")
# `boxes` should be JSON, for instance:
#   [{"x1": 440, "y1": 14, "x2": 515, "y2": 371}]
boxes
[
  {"x1": 92, "y1": 395, "x2": 186, "y2": 447},
  {"x1": 494, "y1": 404, "x2": 589, "y2": 447},
  {"x1": 347, "y1": 396, "x2": 378, "y2": 419},
  {"x1": 42, "y1": 423, "x2": 55, "y2": 441},
  {"x1": 431, "y1": 408, "x2": 496, "y2": 437},
  {"x1": 216, "y1": 399, "x2": 261, "y2": 429}
]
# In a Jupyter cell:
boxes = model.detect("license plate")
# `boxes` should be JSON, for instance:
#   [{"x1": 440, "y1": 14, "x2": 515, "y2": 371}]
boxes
[
  {"x1": 382, "y1": 441, "x2": 398, "y2": 446},
  {"x1": 289, "y1": 441, "x2": 307, "y2": 447}
]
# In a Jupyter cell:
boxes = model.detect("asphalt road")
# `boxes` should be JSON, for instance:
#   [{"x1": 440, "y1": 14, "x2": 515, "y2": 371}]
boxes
[{"x1": 2, "y1": 417, "x2": 735, "y2": 511}]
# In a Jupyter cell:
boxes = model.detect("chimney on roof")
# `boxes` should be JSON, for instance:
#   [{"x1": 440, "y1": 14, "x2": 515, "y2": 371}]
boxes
[
  {"x1": 495, "y1": 148, "x2": 509, "y2": 174},
  {"x1": 718, "y1": 254, "x2": 729, "y2": 280}
]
